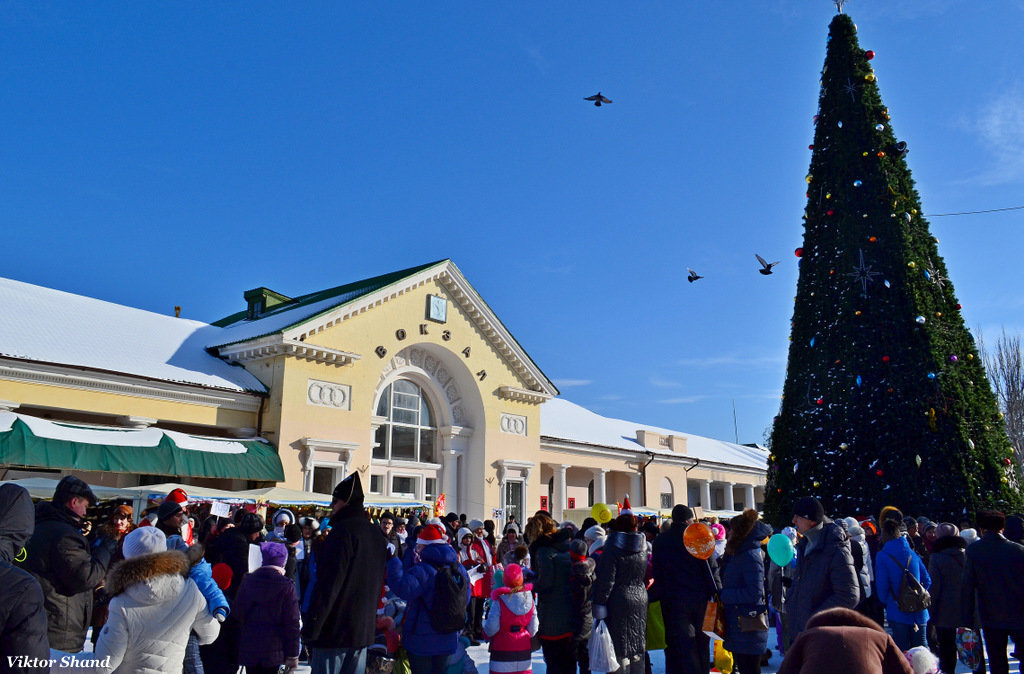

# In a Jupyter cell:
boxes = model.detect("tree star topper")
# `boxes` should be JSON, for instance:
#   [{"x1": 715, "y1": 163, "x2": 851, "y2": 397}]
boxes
[{"x1": 845, "y1": 248, "x2": 881, "y2": 296}]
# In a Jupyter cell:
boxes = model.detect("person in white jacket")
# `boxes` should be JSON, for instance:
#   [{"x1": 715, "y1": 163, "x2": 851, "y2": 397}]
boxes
[{"x1": 50, "y1": 526, "x2": 220, "y2": 674}]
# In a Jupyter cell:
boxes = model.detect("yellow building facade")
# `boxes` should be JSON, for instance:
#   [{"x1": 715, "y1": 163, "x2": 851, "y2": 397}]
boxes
[{"x1": 0, "y1": 260, "x2": 765, "y2": 522}]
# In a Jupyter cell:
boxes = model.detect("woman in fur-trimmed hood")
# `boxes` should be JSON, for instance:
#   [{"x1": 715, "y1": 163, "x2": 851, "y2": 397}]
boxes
[
  {"x1": 720, "y1": 509, "x2": 773, "y2": 673},
  {"x1": 51, "y1": 527, "x2": 220, "y2": 674}
]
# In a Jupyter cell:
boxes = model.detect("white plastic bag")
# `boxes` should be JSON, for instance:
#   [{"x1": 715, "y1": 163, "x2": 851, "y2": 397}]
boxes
[{"x1": 588, "y1": 620, "x2": 620, "y2": 673}]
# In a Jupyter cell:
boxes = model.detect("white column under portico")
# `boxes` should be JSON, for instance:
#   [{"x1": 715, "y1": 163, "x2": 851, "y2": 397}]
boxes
[
  {"x1": 629, "y1": 471, "x2": 643, "y2": 507},
  {"x1": 439, "y1": 425, "x2": 472, "y2": 515},
  {"x1": 554, "y1": 464, "x2": 569, "y2": 521},
  {"x1": 723, "y1": 482, "x2": 735, "y2": 511},
  {"x1": 743, "y1": 484, "x2": 756, "y2": 510},
  {"x1": 592, "y1": 468, "x2": 608, "y2": 505},
  {"x1": 700, "y1": 479, "x2": 712, "y2": 510}
]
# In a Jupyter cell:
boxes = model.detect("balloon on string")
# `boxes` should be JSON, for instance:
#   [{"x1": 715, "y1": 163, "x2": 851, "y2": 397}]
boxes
[
  {"x1": 591, "y1": 502, "x2": 613, "y2": 524},
  {"x1": 767, "y1": 533, "x2": 795, "y2": 567},
  {"x1": 683, "y1": 523, "x2": 716, "y2": 560}
]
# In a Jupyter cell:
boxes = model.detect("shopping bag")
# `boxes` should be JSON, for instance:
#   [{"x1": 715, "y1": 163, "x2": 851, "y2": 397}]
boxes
[
  {"x1": 702, "y1": 598, "x2": 726, "y2": 641},
  {"x1": 713, "y1": 640, "x2": 733, "y2": 674},
  {"x1": 646, "y1": 600, "x2": 666, "y2": 651},
  {"x1": 588, "y1": 620, "x2": 620, "y2": 673},
  {"x1": 392, "y1": 647, "x2": 411, "y2": 674},
  {"x1": 956, "y1": 627, "x2": 982, "y2": 670}
]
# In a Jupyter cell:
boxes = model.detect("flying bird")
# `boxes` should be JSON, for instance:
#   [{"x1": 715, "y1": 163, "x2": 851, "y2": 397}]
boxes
[
  {"x1": 756, "y1": 254, "x2": 780, "y2": 275},
  {"x1": 584, "y1": 92, "x2": 612, "y2": 107},
  {"x1": 686, "y1": 268, "x2": 704, "y2": 283}
]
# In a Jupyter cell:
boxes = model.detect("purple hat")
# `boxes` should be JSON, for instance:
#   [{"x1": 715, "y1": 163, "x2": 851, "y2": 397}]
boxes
[{"x1": 260, "y1": 541, "x2": 288, "y2": 568}]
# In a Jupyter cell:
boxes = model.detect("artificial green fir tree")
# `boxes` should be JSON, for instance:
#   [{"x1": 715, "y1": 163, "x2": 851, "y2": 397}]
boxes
[{"x1": 764, "y1": 13, "x2": 1022, "y2": 524}]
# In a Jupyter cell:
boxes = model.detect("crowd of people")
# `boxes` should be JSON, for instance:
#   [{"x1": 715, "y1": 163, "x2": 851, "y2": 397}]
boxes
[{"x1": 1, "y1": 473, "x2": 1022, "y2": 674}]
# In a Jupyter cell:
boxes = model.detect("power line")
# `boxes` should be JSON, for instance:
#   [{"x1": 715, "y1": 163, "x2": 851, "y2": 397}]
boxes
[{"x1": 926, "y1": 205, "x2": 1024, "y2": 217}]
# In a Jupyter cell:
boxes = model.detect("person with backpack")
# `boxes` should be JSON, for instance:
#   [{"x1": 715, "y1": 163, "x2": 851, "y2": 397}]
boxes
[
  {"x1": 875, "y1": 518, "x2": 932, "y2": 650},
  {"x1": 386, "y1": 523, "x2": 471, "y2": 674},
  {"x1": 484, "y1": 563, "x2": 538, "y2": 674}
]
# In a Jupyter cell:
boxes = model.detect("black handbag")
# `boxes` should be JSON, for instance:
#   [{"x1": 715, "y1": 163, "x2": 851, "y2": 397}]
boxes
[{"x1": 737, "y1": 610, "x2": 769, "y2": 632}]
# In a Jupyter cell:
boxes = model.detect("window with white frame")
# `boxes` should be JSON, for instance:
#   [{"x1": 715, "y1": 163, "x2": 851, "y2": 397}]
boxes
[
  {"x1": 374, "y1": 380, "x2": 437, "y2": 463},
  {"x1": 425, "y1": 477, "x2": 437, "y2": 501},
  {"x1": 392, "y1": 475, "x2": 418, "y2": 498},
  {"x1": 369, "y1": 474, "x2": 384, "y2": 494}
]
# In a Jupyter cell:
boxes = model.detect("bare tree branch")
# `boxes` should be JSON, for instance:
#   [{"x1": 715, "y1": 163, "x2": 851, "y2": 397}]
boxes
[{"x1": 978, "y1": 328, "x2": 1024, "y2": 471}]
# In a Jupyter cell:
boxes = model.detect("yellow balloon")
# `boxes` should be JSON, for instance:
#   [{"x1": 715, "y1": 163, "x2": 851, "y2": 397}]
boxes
[{"x1": 591, "y1": 502, "x2": 613, "y2": 524}]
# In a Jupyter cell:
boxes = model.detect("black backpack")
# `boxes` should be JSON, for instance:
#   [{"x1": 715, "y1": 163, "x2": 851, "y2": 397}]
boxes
[
  {"x1": 427, "y1": 562, "x2": 470, "y2": 633},
  {"x1": 885, "y1": 552, "x2": 931, "y2": 613}
]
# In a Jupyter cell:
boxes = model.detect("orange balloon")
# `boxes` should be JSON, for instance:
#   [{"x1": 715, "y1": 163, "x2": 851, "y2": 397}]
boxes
[{"x1": 683, "y1": 522, "x2": 716, "y2": 560}]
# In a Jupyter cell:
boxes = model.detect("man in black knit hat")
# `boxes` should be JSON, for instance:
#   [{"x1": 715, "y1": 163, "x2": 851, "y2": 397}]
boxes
[{"x1": 303, "y1": 473, "x2": 387, "y2": 674}]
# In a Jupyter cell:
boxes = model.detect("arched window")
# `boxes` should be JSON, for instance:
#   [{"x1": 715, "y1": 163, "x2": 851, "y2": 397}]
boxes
[
  {"x1": 660, "y1": 477, "x2": 674, "y2": 510},
  {"x1": 373, "y1": 380, "x2": 436, "y2": 463}
]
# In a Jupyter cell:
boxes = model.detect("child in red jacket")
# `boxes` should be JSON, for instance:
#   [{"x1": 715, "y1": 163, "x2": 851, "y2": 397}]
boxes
[{"x1": 483, "y1": 564, "x2": 538, "y2": 674}]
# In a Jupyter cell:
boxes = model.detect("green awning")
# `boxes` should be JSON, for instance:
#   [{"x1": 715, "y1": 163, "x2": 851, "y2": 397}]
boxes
[{"x1": 0, "y1": 412, "x2": 284, "y2": 482}]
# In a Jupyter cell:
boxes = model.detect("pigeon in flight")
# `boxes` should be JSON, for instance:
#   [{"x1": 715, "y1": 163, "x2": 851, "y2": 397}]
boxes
[
  {"x1": 756, "y1": 254, "x2": 780, "y2": 275},
  {"x1": 686, "y1": 268, "x2": 704, "y2": 283},
  {"x1": 584, "y1": 92, "x2": 612, "y2": 107}
]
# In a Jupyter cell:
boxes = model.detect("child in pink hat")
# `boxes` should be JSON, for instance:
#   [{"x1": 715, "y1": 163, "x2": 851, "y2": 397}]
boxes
[{"x1": 483, "y1": 563, "x2": 537, "y2": 674}]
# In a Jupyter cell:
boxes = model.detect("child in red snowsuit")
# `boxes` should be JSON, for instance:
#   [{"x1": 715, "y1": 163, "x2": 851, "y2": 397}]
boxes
[{"x1": 483, "y1": 563, "x2": 538, "y2": 674}]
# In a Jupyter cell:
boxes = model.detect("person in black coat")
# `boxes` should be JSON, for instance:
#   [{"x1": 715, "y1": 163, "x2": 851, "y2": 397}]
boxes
[
  {"x1": 303, "y1": 473, "x2": 388, "y2": 674},
  {"x1": 651, "y1": 505, "x2": 721, "y2": 674},
  {"x1": 0, "y1": 483, "x2": 50, "y2": 673},
  {"x1": 20, "y1": 475, "x2": 109, "y2": 653},
  {"x1": 961, "y1": 510, "x2": 1024, "y2": 674},
  {"x1": 785, "y1": 497, "x2": 858, "y2": 645},
  {"x1": 568, "y1": 539, "x2": 596, "y2": 673},
  {"x1": 592, "y1": 514, "x2": 649, "y2": 674},
  {"x1": 928, "y1": 523, "x2": 984, "y2": 674},
  {"x1": 236, "y1": 542, "x2": 301, "y2": 674}
]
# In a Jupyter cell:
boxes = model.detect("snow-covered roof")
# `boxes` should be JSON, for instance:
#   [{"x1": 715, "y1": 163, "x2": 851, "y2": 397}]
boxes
[
  {"x1": 0, "y1": 277, "x2": 265, "y2": 392},
  {"x1": 540, "y1": 397, "x2": 769, "y2": 471}
]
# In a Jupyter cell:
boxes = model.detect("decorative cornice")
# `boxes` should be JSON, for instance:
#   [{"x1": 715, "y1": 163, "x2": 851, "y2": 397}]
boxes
[
  {"x1": 217, "y1": 335, "x2": 360, "y2": 366},
  {"x1": 300, "y1": 437, "x2": 360, "y2": 454},
  {"x1": 273, "y1": 261, "x2": 557, "y2": 397},
  {"x1": 0, "y1": 358, "x2": 263, "y2": 413},
  {"x1": 539, "y1": 437, "x2": 766, "y2": 477},
  {"x1": 498, "y1": 386, "x2": 552, "y2": 405}
]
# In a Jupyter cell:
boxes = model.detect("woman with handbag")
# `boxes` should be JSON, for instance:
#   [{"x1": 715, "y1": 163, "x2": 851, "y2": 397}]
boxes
[{"x1": 720, "y1": 509, "x2": 773, "y2": 674}]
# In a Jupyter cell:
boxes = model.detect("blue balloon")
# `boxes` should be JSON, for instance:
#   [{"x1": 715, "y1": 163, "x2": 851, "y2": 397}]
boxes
[{"x1": 767, "y1": 533, "x2": 795, "y2": 567}]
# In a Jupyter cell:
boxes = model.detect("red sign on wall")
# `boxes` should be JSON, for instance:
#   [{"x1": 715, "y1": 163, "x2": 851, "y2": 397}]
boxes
[
  {"x1": 540, "y1": 495, "x2": 549, "y2": 511},
  {"x1": 567, "y1": 497, "x2": 577, "y2": 509}
]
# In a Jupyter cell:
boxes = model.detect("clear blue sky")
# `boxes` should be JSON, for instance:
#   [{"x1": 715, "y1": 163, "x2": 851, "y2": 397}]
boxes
[{"x1": 3, "y1": 2, "x2": 1023, "y2": 445}]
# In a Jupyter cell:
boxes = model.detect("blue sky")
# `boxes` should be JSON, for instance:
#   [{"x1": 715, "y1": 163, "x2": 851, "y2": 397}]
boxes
[{"x1": 3, "y1": 2, "x2": 1023, "y2": 445}]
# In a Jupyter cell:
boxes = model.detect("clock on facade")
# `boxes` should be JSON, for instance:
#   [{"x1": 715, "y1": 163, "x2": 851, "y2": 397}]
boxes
[{"x1": 427, "y1": 294, "x2": 447, "y2": 323}]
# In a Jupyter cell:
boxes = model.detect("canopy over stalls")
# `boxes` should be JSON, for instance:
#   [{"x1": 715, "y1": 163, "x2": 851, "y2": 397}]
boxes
[{"x1": 0, "y1": 411, "x2": 284, "y2": 482}]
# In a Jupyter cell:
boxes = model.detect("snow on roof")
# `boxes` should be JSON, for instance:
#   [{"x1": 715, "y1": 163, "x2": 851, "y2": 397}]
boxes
[
  {"x1": 540, "y1": 397, "x2": 769, "y2": 470},
  {"x1": 0, "y1": 277, "x2": 265, "y2": 392}
]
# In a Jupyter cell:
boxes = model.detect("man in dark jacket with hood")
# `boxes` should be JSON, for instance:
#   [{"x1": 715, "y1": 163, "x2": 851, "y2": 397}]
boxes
[
  {"x1": 651, "y1": 504, "x2": 721, "y2": 674},
  {"x1": 961, "y1": 510, "x2": 1024, "y2": 674},
  {"x1": 21, "y1": 475, "x2": 109, "y2": 653},
  {"x1": 785, "y1": 496, "x2": 859, "y2": 644},
  {"x1": 303, "y1": 473, "x2": 388, "y2": 674},
  {"x1": 1, "y1": 483, "x2": 50, "y2": 673}
]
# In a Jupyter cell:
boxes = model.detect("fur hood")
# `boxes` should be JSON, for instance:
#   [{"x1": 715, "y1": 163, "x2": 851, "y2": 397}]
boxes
[
  {"x1": 106, "y1": 549, "x2": 190, "y2": 597},
  {"x1": 932, "y1": 534, "x2": 967, "y2": 554},
  {"x1": 726, "y1": 509, "x2": 769, "y2": 556},
  {"x1": 608, "y1": 531, "x2": 646, "y2": 554},
  {"x1": 491, "y1": 583, "x2": 535, "y2": 615}
]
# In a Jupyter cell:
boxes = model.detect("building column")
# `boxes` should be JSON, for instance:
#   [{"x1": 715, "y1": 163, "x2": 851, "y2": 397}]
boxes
[
  {"x1": 723, "y1": 482, "x2": 735, "y2": 511},
  {"x1": 592, "y1": 468, "x2": 608, "y2": 505},
  {"x1": 554, "y1": 464, "x2": 568, "y2": 521},
  {"x1": 700, "y1": 479, "x2": 712, "y2": 510},
  {"x1": 630, "y1": 472, "x2": 643, "y2": 507},
  {"x1": 744, "y1": 484, "x2": 756, "y2": 510}
]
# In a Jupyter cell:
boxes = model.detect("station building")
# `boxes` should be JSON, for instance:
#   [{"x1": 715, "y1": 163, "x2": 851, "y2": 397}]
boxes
[{"x1": 0, "y1": 259, "x2": 766, "y2": 521}]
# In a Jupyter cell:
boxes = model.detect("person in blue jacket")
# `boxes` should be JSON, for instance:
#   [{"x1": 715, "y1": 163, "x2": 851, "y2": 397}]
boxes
[
  {"x1": 720, "y1": 509, "x2": 773, "y2": 674},
  {"x1": 386, "y1": 523, "x2": 470, "y2": 674},
  {"x1": 875, "y1": 518, "x2": 932, "y2": 650}
]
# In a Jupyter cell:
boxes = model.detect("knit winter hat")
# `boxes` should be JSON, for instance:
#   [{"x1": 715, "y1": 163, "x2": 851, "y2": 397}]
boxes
[
  {"x1": 260, "y1": 541, "x2": 288, "y2": 568},
  {"x1": 504, "y1": 563, "x2": 524, "y2": 589},
  {"x1": 569, "y1": 538, "x2": 588, "y2": 562},
  {"x1": 467, "y1": 519, "x2": 484, "y2": 532},
  {"x1": 960, "y1": 528, "x2": 978, "y2": 545},
  {"x1": 284, "y1": 524, "x2": 302, "y2": 544},
  {"x1": 157, "y1": 499, "x2": 183, "y2": 522},
  {"x1": 416, "y1": 523, "x2": 448, "y2": 546},
  {"x1": 584, "y1": 525, "x2": 607, "y2": 542},
  {"x1": 710, "y1": 523, "x2": 726, "y2": 541},
  {"x1": 123, "y1": 526, "x2": 167, "y2": 559},
  {"x1": 793, "y1": 496, "x2": 825, "y2": 523},
  {"x1": 671, "y1": 504, "x2": 694, "y2": 523},
  {"x1": 239, "y1": 512, "x2": 264, "y2": 535},
  {"x1": 934, "y1": 522, "x2": 959, "y2": 540}
]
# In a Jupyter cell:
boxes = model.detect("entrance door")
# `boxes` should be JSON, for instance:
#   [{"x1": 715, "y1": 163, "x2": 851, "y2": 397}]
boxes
[{"x1": 505, "y1": 480, "x2": 524, "y2": 523}]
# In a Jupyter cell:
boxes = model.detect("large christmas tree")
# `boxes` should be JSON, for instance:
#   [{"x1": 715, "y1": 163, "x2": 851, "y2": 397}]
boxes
[{"x1": 764, "y1": 12, "x2": 1022, "y2": 524}]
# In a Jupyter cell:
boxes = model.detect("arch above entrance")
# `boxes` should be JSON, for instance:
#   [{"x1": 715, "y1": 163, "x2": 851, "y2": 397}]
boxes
[{"x1": 377, "y1": 344, "x2": 479, "y2": 428}]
